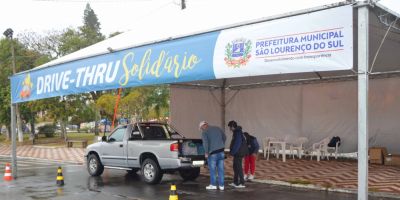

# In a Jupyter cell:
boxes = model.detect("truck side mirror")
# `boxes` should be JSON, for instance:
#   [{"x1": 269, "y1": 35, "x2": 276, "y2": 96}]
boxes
[{"x1": 101, "y1": 136, "x2": 107, "y2": 142}]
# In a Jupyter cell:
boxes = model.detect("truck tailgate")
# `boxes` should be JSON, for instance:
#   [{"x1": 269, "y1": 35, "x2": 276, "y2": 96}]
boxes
[{"x1": 179, "y1": 139, "x2": 205, "y2": 160}]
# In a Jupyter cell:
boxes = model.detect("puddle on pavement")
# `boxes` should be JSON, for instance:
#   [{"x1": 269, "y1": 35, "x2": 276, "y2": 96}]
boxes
[{"x1": 26, "y1": 186, "x2": 62, "y2": 199}]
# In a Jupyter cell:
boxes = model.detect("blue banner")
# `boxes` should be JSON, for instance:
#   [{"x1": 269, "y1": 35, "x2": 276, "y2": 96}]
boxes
[
  {"x1": 11, "y1": 31, "x2": 219, "y2": 103},
  {"x1": 11, "y1": 6, "x2": 353, "y2": 104}
]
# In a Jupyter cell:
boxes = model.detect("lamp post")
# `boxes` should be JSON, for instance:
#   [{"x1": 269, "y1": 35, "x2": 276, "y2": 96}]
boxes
[
  {"x1": 4, "y1": 28, "x2": 23, "y2": 142},
  {"x1": 4, "y1": 28, "x2": 20, "y2": 178}
]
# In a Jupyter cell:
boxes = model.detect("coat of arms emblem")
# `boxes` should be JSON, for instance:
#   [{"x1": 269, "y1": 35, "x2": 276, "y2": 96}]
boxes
[{"x1": 224, "y1": 38, "x2": 252, "y2": 68}]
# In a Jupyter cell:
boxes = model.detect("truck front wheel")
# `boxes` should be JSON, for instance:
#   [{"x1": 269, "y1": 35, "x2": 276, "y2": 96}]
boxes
[
  {"x1": 141, "y1": 158, "x2": 163, "y2": 184},
  {"x1": 179, "y1": 168, "x2": 200, "y2": 181},
  {"x1": 87, "y1": 154, "x2": 104, "y2": 176}
]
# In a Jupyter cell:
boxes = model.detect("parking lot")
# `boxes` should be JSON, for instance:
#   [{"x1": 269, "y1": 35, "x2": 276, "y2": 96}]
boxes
[{"x1": 0, "y1": 156, "x2": 396, "y2": 200}]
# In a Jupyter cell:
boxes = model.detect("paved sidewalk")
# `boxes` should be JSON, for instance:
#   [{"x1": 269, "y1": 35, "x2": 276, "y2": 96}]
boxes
[
  {"x1": 201, "y1": 156, "x2": 400, "y2": 195},
  {"x1": 0, "y1": 144, "x2": 85, "y2": 164}
]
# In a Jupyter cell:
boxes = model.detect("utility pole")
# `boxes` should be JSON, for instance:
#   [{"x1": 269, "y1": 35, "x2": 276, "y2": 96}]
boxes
[
  {"x1": 3, "y1": 28, "x2": 18, "y2": 178},
  {"x1": 181, "y1": 0, "x2": 186, "y2": 10},
  {"x1": 5, "y1": 29, "x2": 24, "y2": 143}
]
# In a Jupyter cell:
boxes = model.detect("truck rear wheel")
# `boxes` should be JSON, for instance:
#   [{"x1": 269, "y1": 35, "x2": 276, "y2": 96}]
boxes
[
  {"x1": 141, "y1": 158, "x2": 163, "y2": 184},
  {"x1": 87, "y1": 154, "x2": 104, "y2": 176},
  {"x1": 179, "y1": 168, "x2": 200, "y2": 181}
]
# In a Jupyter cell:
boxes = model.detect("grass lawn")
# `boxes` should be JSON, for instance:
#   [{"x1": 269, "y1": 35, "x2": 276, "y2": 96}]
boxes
[{"x1": 0, "y1": 132, "x2": 100, "y2": 147}]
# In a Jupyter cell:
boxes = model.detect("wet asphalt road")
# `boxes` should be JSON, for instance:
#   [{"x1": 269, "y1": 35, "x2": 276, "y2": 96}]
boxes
[{"x1": 0, "y1": 157, "x2": 396, "y2": 200}]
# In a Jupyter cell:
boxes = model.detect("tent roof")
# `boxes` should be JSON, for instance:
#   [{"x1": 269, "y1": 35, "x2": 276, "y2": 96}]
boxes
[
  {"x1": 10, "y1": 1, "x2": 400, "y2": 103},
  {"x1": 175, "y1": 0, "x2": 400, "y2": 89},
  {"x1": 30, "y1": 0, "x2": 347, "y2": 72},
  {"x1": 375, "y1": 0, "x2": 400, "y2": 18}
]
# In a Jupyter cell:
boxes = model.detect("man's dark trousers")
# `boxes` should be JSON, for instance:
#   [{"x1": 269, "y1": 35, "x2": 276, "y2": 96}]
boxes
[{"x1": 233, "y1": 155, "x2": 245, "y2": 185}]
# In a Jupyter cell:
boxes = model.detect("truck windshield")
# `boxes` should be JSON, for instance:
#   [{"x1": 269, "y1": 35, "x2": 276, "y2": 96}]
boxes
[{"x1": 139, "y1": 124, "x2": 183, "y2": 139}]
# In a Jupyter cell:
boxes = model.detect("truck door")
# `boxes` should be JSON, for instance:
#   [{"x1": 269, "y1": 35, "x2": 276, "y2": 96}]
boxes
[
  {"x1": 127, "y1": 124, "x2": 142, "y2": 168},
  {"x1": 100, "y1": 126, "x2": 127, "y2": 167}
]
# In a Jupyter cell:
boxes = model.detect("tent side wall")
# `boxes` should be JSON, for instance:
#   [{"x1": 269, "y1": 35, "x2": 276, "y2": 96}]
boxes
[
  {"x1": 171, "y1": 77, "x2": 400, "y2": 153},
  {"x1": 170, "y1": 86, "x2": 222, "y2": 137}
]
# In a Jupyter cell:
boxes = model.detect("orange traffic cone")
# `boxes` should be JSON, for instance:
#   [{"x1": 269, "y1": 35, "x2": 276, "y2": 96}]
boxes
[{"x1": 3, "y1": 163, "x2": 13, "y2": 181}]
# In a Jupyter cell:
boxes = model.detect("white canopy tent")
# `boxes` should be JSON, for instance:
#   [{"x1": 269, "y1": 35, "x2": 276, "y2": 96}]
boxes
[
  {"x1": 170, "y1": 1, "x2": 400, "y2": 152},
  {"x1": 8, "y1": 1, "x2": 400, "y2": 200}
]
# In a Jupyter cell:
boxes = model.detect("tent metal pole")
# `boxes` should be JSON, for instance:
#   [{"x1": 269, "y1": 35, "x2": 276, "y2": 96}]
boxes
[
  {"x1": 221, "y1": 79, "x2": 226, "y2": 131},
  {"x1": 358, "y1": 3, "x2": 369, "y2": 200},
  {"x1": 10, "y1": 103, "x2": 17, "y2": 178}
]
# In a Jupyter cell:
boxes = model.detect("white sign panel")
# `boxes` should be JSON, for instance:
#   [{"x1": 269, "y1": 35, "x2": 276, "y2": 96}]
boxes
[{"x1": 213, "y1": 5, "x2": 353, "y2": 79}]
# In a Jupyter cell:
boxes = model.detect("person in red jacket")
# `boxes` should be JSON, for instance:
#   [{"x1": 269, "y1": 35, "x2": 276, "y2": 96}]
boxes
[{"x1": 243, "y1": 132, "x2": 260, "y2": 181}]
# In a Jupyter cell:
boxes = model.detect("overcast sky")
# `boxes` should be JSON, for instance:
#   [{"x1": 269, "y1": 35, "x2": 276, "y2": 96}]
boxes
[{"x1": 0, "y1": 0, "x2": 350, "y2": 38}]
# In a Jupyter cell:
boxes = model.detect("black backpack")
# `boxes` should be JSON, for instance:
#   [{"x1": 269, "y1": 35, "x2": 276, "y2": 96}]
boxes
[
  {"x1": 328, "y1": 136, "x2": 341, "y2": 147},
  {"x1": 238, "y1": 133, "x2": 249, "y2": 156}
]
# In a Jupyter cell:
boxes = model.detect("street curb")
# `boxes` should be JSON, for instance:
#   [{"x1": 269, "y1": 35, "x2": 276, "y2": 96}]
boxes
[
  {"x1": 251, "y1": 179, "x2": 400, "y2": 199},
  {"x1": 201, "y1": 172, "x2": 400, "y2": 199}
]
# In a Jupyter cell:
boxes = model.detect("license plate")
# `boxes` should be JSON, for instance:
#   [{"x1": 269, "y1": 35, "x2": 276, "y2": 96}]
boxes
[{"x1": 192, "y1": 160, "x2": 205, "y2": 166}]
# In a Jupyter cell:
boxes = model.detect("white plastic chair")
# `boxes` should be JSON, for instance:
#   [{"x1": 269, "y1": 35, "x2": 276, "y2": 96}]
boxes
[
  {"x1": 310, "y1": 137, "x2": 330, "y2": 161},
  {"x1": 263, "y1": 137, "x2": 279, "y2": 159},
  {"x1": 289, "y1": 137, "x2": 309, "y2": 159},
  {"x1": 327, "y1": 139, "x2": 340, "y2": 159}
]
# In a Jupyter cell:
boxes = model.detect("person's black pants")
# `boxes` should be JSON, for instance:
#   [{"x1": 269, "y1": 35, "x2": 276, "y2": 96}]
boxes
[{"x1": 233, "y1": 155, "x2": 244, "y2": 185}]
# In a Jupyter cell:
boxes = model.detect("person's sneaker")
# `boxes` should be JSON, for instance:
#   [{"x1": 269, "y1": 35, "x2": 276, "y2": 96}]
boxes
[
  {"x1": 235, "y1": 184, "x2": 246, "y2": 188},
  {"x1": 248, "y1": 174, "x2": 254, "y2": 180},
  {"x1": 206, "y1": 185, "x2": 217, "y2": 190},
  {"x1": 244, "y1": 174, "x2": 248, "y2": 181},
  {"x1": 229, "y1": 183, "x2": 237, "y2": 187},
  {"x1": 219, "y1": 186, "x2": 224, "y2": 191}
]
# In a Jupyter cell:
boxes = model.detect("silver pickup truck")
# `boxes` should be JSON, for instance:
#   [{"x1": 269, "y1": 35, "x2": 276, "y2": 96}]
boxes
[{"x1": 85, "y1": 122, "x2": 205, "y2": 184}]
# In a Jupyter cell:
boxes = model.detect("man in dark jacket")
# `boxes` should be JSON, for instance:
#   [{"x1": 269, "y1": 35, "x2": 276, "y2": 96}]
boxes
[{"x1": 228, "y1": 121, "x2": 248, "y2": 188}]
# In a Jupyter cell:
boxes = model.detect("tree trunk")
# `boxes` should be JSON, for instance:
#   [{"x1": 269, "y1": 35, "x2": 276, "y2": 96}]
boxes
[
  {"x1": 16, "y1": 105, "x2": 23, "y2": 142},
  {"x1": 77, "y1": 124, "x2": 81, "y2": 133},
  {"x1": 60, "y1": 121, "x2": 67, "y2": 141},
  {"x1": 91, "y1": 91, "x2": 101, "y2": 136},
  {"x1": 94, "y1": 109, "x2": 100, "y2": 136},
  {"x1": 94, "y1": 121, "x2": 99, "y2": 136},
  {"x1": 6, "y1": 125, "x2": 11, "y2": 141},
  {"x1": 30, "y1": 116, "x2": 36, "y2": 141}
]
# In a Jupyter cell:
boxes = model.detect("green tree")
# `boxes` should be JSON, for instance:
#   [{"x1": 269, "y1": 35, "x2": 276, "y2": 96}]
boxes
[
  {"x1": 120, "y1": 89, "x2": 146, "y2": 121},
  {"x1": 119, "y1": 86, "x2": 169, "y2": 122},
  {"x1": 70, "y1": 102, "x2": 96, "y2": 132},
  {"x1": 78, "y1": 3, "x2": 105, "y2": 134},
  {"x1": 145, "y1": 86, "x2": 169, "y2": 120},
  {"x1": 36, "y1": 95, "x2": 87, "y2": 140},
  {"x1": 96, "y1": 93, "x2": 116, "y2": 122},
  {"x1": 20, "y1": 3, "x2": 107, "y2": 136},
  {"x1": 18, "y1": 30, "x2": 63, "y2": 59},
  {"x1": 82, "y1": 3, "x2": 102, "y2": 36},
  {"x1": 0, "y1": 39, "x2": 13, "y2": 139},
  {"x1": 0, "y1": 37, "x2": 48, "y2": 140}
]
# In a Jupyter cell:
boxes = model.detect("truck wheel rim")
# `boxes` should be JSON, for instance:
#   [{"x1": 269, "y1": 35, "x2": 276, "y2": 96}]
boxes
[
  {"x1": 89, "y1": 158, "x2": 97, "y2": 172},
  {"x1": 144, "y1": 163, "x2": 155, "y2": 180}
]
